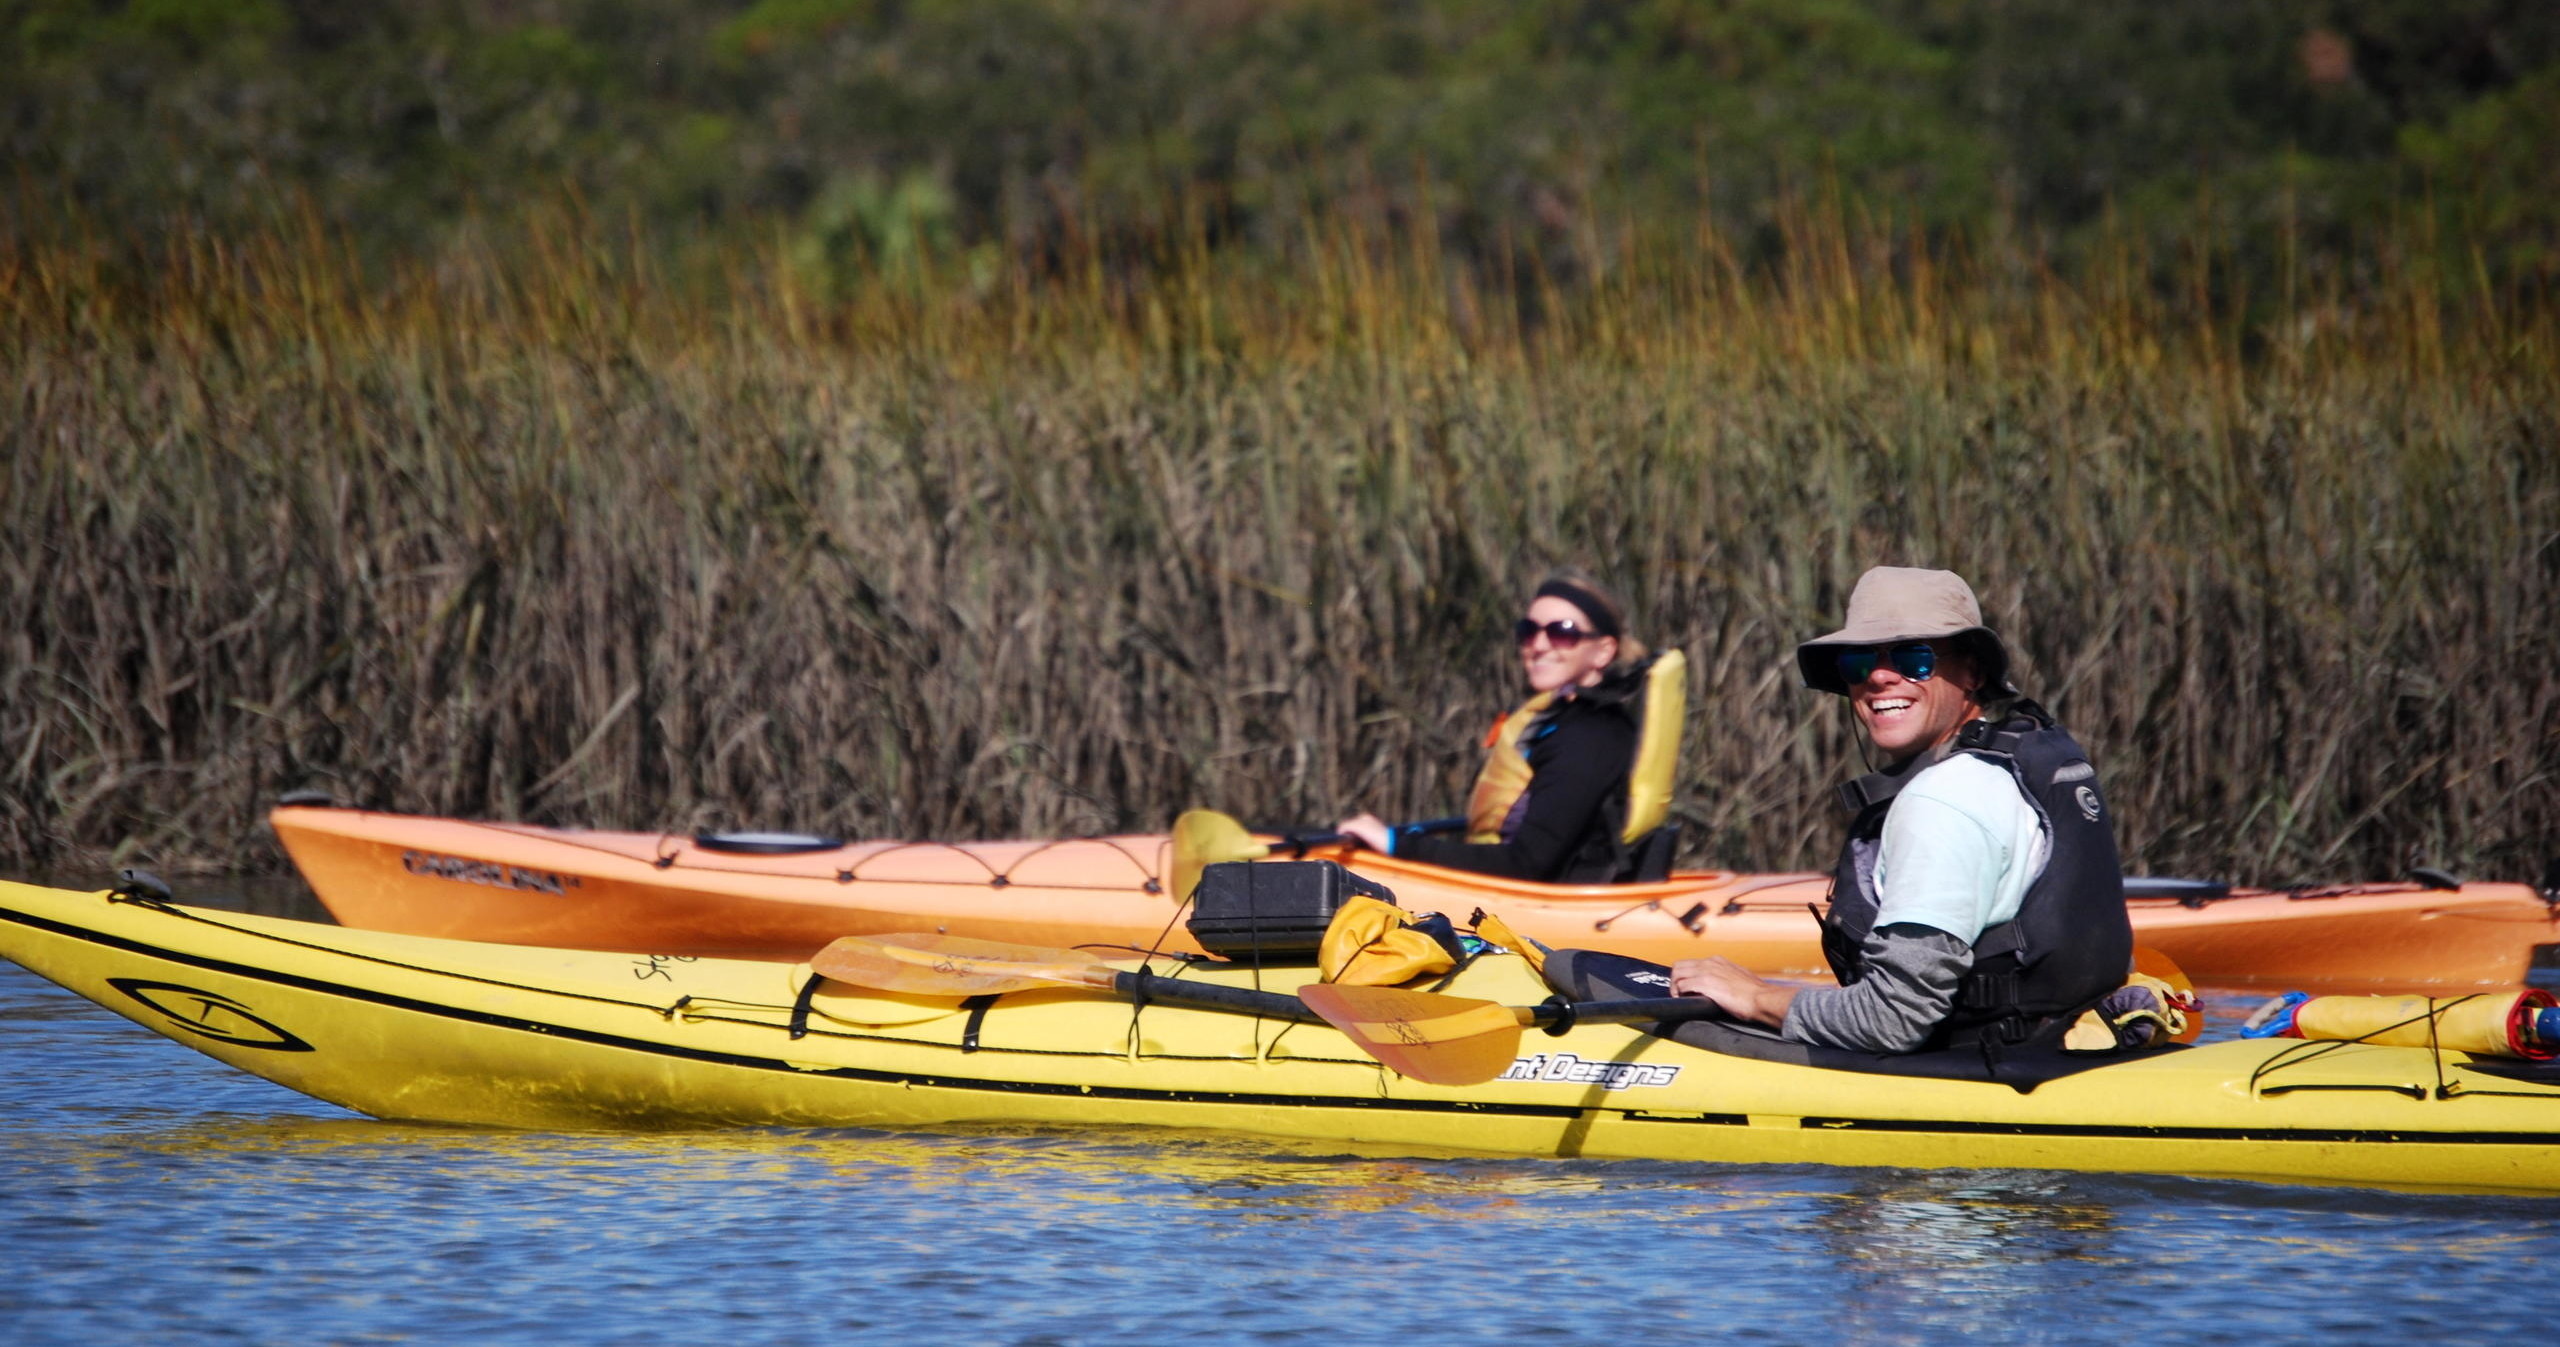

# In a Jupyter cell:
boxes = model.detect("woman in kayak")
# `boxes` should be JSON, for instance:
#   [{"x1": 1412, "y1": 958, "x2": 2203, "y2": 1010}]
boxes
[{"x1": 1335, "y1": 569, "x2": 1649, "y2": 883}]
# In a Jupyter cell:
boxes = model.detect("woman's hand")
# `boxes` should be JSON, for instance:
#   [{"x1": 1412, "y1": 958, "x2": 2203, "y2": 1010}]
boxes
[
  {"x1": 1668, "y1": 956, "x2": 1800, "y2": 1029},
  {"x1": 1335, "y1": 813, "x2": 1394, "y2": 853}
]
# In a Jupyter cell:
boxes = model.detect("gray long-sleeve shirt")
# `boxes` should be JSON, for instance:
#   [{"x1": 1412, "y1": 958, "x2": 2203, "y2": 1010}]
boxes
[{"x1": 1781, "y1": 923, "x2": 1975, "y2": 1052}]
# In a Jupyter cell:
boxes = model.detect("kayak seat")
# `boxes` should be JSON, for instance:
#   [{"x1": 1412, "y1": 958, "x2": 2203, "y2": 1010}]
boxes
[
  {"x1": 1542, "y1": 948, "x2": 2179, "y2": 1092},
  {"x1": 1616, "y1": 822, "x2": 1680, "y2": 884},
  {"x1": 1606, "y1": 649, "x2": 1686, "y2": 884},
  {"x1": 1618, "y1": 650, "x2": 1685, "y2": 846}
]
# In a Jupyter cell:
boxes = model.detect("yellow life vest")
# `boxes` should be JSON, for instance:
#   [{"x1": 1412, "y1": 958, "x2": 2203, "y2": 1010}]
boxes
[{"x1": 1463, "y1": 650, "x2": 1687, "y2": 846}]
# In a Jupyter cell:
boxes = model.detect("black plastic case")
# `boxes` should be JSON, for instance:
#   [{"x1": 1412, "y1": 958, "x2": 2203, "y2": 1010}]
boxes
[{"x1": 1185, "y1": 860, "x2": 1396, "y2": 963}]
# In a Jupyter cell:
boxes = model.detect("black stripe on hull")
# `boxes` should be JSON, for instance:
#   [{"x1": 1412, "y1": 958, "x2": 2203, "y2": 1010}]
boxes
[{"x1": 1786, "y1": 1115, "x2": 2560, "y2": 1147}]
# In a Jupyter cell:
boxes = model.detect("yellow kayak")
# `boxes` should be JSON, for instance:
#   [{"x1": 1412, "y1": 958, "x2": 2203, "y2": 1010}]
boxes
[{"x1": 3, "y1": 877, "x2": 2556, "y2": 1193}]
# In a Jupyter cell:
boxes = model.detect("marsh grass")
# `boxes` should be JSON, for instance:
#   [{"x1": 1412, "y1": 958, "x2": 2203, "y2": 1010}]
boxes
[{"x1": 3, "y1": 198, "x2": 2553, "y2": 884}]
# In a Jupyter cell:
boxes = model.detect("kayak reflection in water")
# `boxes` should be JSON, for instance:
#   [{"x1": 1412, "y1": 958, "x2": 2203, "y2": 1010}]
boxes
[
  {"x1": 1336, "y1": 568, "x2": 1662, "y2": 885},
  {"x1": 1668, "y1": 566, "x2": 2134, "y2": 1053}
]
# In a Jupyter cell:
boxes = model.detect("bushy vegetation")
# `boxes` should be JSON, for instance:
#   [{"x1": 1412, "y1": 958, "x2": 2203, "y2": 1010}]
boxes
[
  {"x1": 4, "y1": 198, "x2": 2551, "y2": 882},
  {"x1": 7, "y1": 1, "x2": 2557, "y2": 285}
]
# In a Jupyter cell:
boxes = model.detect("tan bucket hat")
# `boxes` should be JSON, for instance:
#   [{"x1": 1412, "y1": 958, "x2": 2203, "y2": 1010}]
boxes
[{"x1": 1795, "y1": 566, "x2": 2017, "y2": 697}]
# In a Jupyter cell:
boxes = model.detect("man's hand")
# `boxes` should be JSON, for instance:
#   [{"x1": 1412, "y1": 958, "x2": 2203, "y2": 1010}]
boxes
[{"x1": 1668, "y1": 956, "x2": 1800, "y2": 1029}]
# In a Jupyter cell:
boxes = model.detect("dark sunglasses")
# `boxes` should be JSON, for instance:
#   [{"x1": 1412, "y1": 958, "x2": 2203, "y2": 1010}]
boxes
[
  {"x1": 1835, "y1": 642, "x2": 1937, "y2": 685},
  {"x1": 1514, "y1": 618, "x2": 1593, "y2": 648}
]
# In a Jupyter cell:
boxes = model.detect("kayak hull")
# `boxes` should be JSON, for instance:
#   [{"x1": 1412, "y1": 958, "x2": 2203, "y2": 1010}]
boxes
[
  {"x1": 6, "y1": 878, "x2": 2558, "y2": 1194},
  {"x1": 271, "y1": 804, "x2": 1840, "y2": 973},
  {"x1": 273, "y1": 806, "x2": 2560, "y2": 990}
]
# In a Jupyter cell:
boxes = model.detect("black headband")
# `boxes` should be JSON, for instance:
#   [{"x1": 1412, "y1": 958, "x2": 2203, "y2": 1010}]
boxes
[{"x1": 1532, "y1": 579, "x2": 1621, "y2": 637}]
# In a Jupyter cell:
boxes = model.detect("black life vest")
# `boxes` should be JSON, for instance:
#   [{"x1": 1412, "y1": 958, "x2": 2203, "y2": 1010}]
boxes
[
  {"x1": 1464, "y1": 651, "x2": 1686, "y2": 847},
  {"x1": 1819, "y1": 701, "x2": 2132, "y2": 1043}
]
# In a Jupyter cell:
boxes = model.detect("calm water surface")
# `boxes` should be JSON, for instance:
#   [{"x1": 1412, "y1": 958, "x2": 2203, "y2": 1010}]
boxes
[{"x1": 2, "y1": 877, "x2": 2554, "y2": 1344}]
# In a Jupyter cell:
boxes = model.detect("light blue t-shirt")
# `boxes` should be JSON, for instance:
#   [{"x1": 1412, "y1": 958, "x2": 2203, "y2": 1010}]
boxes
[{"x1": 1869, "y1": 753, "x2": 2051, "y2": 945}]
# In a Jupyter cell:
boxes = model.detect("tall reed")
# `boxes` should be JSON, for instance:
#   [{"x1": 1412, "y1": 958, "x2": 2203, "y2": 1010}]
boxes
[{"x1": 2, "y1": 199, "x2": 2552, "y2": 885}]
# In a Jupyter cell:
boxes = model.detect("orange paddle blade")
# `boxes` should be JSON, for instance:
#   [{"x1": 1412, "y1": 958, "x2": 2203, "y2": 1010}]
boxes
[
  {"x1": 1298, "y1": 983, "x2": 1531, "y2": 1086},
  {"x1": 1171, "y1": 809, "x2": 1271, "y2": 904},
  {"x1": 813, "y1": 933, "x2": 1117, "y2": 997}
]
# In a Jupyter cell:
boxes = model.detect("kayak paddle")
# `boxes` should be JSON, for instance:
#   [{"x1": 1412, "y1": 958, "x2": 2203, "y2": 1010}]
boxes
[
  {"x1": 1298, "y1": 982, "x2": 1724, "y2": 1086},
  {"x1": 814, "y1": 933, "x2": 1719, "y2": 1084},
  {"x1": 812, "y1": 932, "x2": 1326, "y2": 1023},
  {"x1": 1169, "y1": 808, "x2": 1464, "y2": 901},
  {"x1": 1297, "y1": 953, "x2": 2210, "y2": 1086},
  {"x1": 1170, "y1": 810, "x2": 1271, "y2": 905}
]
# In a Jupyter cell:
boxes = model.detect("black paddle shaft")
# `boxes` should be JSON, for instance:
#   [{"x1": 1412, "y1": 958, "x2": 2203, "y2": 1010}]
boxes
[
  {"x1": 1105, "y1": 970, "x2": 1329, "y2": 1024},
  {"x1": 1530, "y1": 996, "x2": 1732, "y2": 1032},
  {"x1": 1273, "y1": 816, "x2": 1464, "y2": 854}
]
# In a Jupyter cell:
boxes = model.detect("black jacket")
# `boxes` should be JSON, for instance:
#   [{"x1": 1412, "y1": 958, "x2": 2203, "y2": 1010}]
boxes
[{"x1": 1400, "y1": 669, "x2": 1641, "y2": 883}]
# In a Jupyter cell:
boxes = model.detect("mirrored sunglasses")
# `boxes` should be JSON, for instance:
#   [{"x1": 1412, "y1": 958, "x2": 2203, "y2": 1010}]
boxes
[{"x1": 1835, "y1": 642, "x2": 1937, "y2": 685}]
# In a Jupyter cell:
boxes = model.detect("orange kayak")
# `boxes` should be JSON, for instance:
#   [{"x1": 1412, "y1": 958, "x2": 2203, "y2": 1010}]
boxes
[{"x1": 270, "y1": 804, "x2": 2559, "y2": 991}]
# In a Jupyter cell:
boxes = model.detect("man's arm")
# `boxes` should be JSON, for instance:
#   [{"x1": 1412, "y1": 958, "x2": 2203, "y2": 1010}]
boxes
[
  {"x1": 1778, "y1": 778, "x2": 2014, "y2": 1050},
  {"x1": 1779, "y1": 924, "x2": 1973, "y2": 1052}
]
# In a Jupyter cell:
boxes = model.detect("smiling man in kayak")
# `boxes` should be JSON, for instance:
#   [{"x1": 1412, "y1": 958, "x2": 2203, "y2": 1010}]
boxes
[
  {"x1": 1336, "y1": 569, "x2": 1657, "y2": 883},
  {"x1": 1666, "y1": 566, "x2": 2132, "y2": 1053}
]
